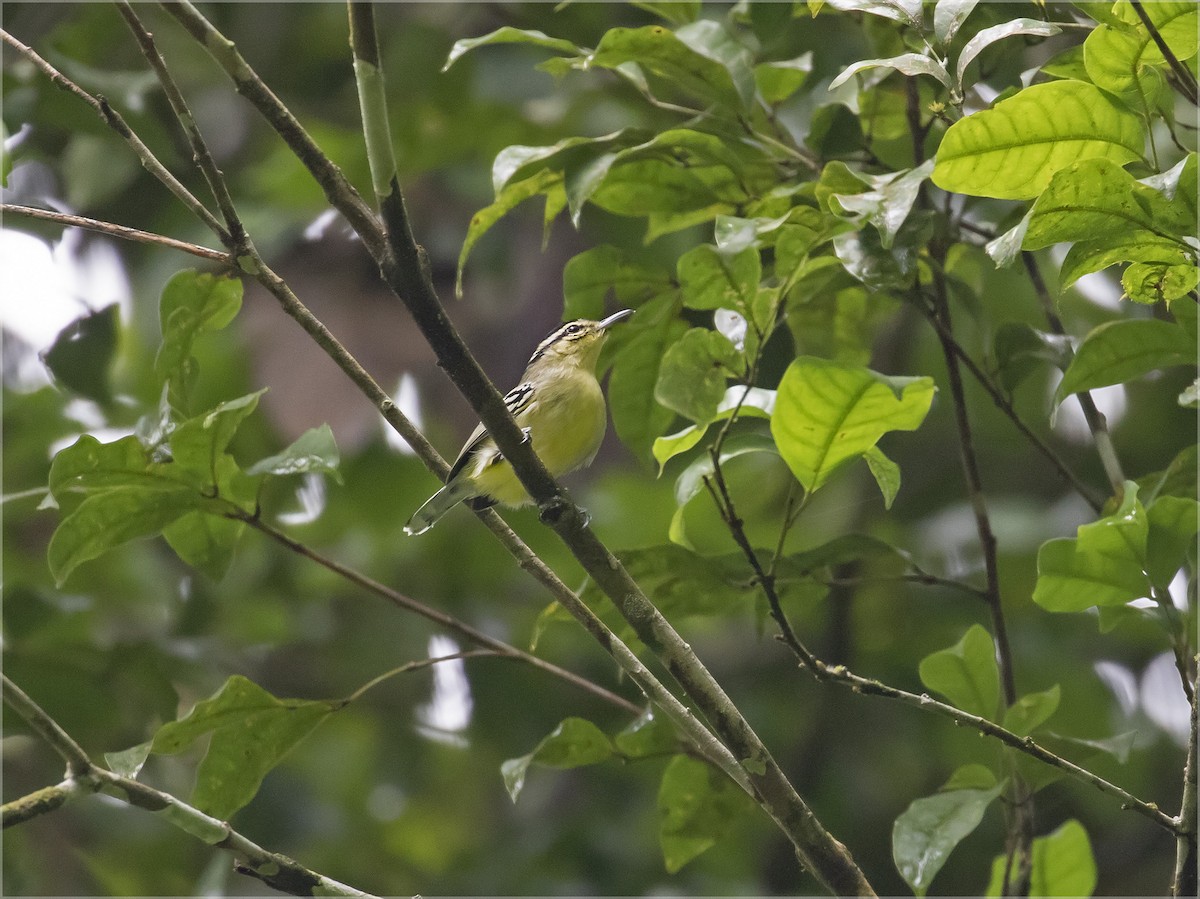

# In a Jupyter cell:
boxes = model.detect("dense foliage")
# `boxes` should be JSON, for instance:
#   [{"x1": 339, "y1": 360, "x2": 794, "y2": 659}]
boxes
[{"x1": 2, "y1": 1, "x2": 1196, "y2": 896}]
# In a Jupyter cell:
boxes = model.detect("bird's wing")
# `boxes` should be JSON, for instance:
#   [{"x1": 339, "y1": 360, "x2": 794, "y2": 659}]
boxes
[{"x1": 445, "y1": 382, "x2": 537, "y2": 481}]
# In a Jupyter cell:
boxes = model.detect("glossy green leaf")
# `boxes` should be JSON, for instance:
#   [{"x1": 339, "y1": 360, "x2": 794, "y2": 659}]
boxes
[
  {"x1": 588, "y1": 22, "x2": 754, "y2": 111},
  {"x1": 1137, "y1": 443, "x2": 1198, "y2": 504},
  {"x1": 828, "y1": 53, "x2": 951, "y2": 91},
  {"x1": 1145, "y1": 495, "x2": 1200, "y2": 590},
  {"x1": 48, "y1": 435, "x2": 149, "y2": 507},
  {"x1": 563, "y1": 245, "x2": 674, "y2": 321},
  {"x1": 863, "y1": 445, "x2": 900, "y2": 509},
  {"x1": 985, "y1": 820, "x2": 1097, "y2": 897},
  {"x1": 754, "y1": 52, "x2": 812, "y2": 103},
  {"x1": 610, "y1": 298, "x2": 689, "y2": 461},
  {"x1": 658, "y1": 754, "x2": 752, "y2": 873},
  {"x1": 652, "y1": 385, "x2": 776, "y2": 468},
  {"x1": 677, "y1": 244, "x2": 761, "y2": 312},
  {"x1": 831, "y1": 160, "x2": 935, "y2": 249},
  {"x1": 771, "y1": 357, "x2": 935, "y2": 493},
  {"x1": 941, "y1": 763, "x2": 998, "y2": 792},
  {"x1": 151, "y1": 675, "x2": 335, "y2": 820},
  {"x1": 1122, "y1": 258, "x2": 1200, "y2": 305},
  {"x1": 934, "y1": 0, "x2": 980, "y2": 45},
  {"x1": 654, "y1": 328, "x2": 740, "y2": 424},
  {"x1": 615, "y1": 710, "x2": 680, "y2": 758},
  {"x1": 104, "y1": 742, "x2": 151, "y2": 779},
  {"x1": 457, "y1": 168, "x2": 561, "y2": 296},
  {"x1": 501, "y1": 718, "x2": 614, "y2": 802},
  {"x1": 1003, "y1": 685, "x2": 1061, "y2": 737},
  {"x1": 956, "y1": 20, "x2": 1060, "y2": 91},
  {"x1": 919, "y1": 624, "x2": 1000, "y2": 719},
  {"x1": 787, "y1": 286, "x2": 899, "y2": 366},
  {"x1": 590, "y1": 159, "x2": 731, "y2": 238},
  {"x1": 155, "y1": 271, "x2": 243, "y2": 411},
  {"x1": 163, "y1": 510, "x2": 244, "y2": 581},
  {"x1": 893, "y1": 785, "x2": 1003, "y2": 896},
  {"x1": 993, "y1": 323, "x2": 1073, "y2": 393},
  {"x1": 826, "y1": 0, "x2": 922, "y2": 27},
  {"x1": 1084, "y1": 23, "x2": 1167, "y2": 103},
  {"x1": 169, "y1": 390, "x2": 266, "y2": 487},
  {"x1": 1060, "y1": 233, "x2": 1192, "y2": 292},
  {"x1": 1023, "y1": 158, "x2": 1196, "y2": 252},
  {"x1": 1055, "y1": 320, "x2": 1197, "y2": 405},
  {"x1": 669, "y1": 433, "x2": 778, "y2": 547},
  {"x1": 48, "y1": 483, "x2": 200, "y2": 586},
  {"x1": 41, "y1": 305, "x2": 119, "y2": 404},
  {"x1": 442, "y1": 27, "x2": 585, "y2": 71},
  {"x1": 246, "y1": 423, "x2": 342, "y2": 483},
  {"x1": 931, "y1": 81, "x2": 1145, "y2": 200},
  {"x1": 1033, "y1": 482, "x2": 1151, "y2": 612}
]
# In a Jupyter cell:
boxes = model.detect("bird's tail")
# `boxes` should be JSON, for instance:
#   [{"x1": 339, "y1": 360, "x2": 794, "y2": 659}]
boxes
[{"x1": 403, "y1": 479, "x2": 476, "y2": 536}]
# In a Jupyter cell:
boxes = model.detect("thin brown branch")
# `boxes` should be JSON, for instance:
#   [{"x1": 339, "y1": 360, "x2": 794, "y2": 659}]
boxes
[
  {"x1": 1128, "y1": 0, "x2": 1198, "y2": 105},
  {"x1": 0, "y1": 28, "x2": 229, "y2": 242},
  {"x1": 1, "y1": 204, "x2": 231, "y2": 263},
  {"x1": 2, "y1": 675, "x2": 93, "y2": 776},
  {"x1": 233, "y1": 510, "x2": 644, "y2": 718},
  {"x1": 115, "y1": 2, "x2": 250, "y2": 255},
  {"x1": 1172, "y1": 670, "x2": 1198, "y2": 895}
]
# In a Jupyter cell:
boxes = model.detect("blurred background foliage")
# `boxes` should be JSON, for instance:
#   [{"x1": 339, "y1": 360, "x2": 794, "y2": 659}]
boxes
[{"x1": 1, "y1": 2, "x2": 1193, "y2": 896}]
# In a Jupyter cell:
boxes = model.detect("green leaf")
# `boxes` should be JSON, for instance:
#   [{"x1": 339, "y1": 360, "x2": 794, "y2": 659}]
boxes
[
  {"x1": 826, "y1": 0, "x2": 923, "y2": 27},
  {"x1": 652, "y1": 385, "x2": 776, "y2": 468},
  {"x1": 935, "y1": 0, "x2": 980, "y2": 45},
  {"x1": 893, "y1": 785, "x2": 1003, "y2": 896},
  {"x1": 562, "y1": 245, "x2": 673, "y2": 321},
  {"x1": 941, "y1": 763, "x2": 997, "y2": 792},
  {"x1": 1084, "y1": 23, "x2": 1168, "y2": 103},
  {"x1": 41, "y1": 305, "x2": 119, "y2": 404},
  {"x1": 918, "y1": 624, "x2": 1000, "y2": 719},
  {"x1": 1003, "y1": 685, "x2": 1061, "y2": 737},
  {"x1": 1122, "y1": 258, "x2": 1200, "y2": 305},
  {"x1": 442, "y1": 27, "x2": 585, "y2": 71},
  {"x1": 615, "y1": 710, "x2": 680, "y2": 758},
  {"x1": 150, "y1": 675, "x2": 334, "y2": 820},
  {"x1": 786, "y1": 286, "x2": 899, "y2": 366},
  {"x1": 833, "y1": 212, "x2": 932, "y2": 289},
  {"x1": 828, "y1": 53, "x2": 952, "y2": 91},
  {"x1": 830, "y1": 160, "x2": 935, "y2": 249},
  {"x1": 1121, "y1": 1, "x2": 1199, "y2": 65},
  {"x1": 1060, "y1": 233, "x2": 1192, "y2": 293},
  {"x1": 246, "y1": 424, "x2": 342, "y2": 484},
  {"x1": 993, "y1": 323, "x2": 1073, "y2": 393},
  {"x1": 1137, "y1": 443, "x2": 1198, "y2": 504},
  {"x1": 609, "y1": 299, "x2": 689, "y2": 461},
  {"x1": 1023, "y1": 158, "x2": 1196, "y2": 252},
  {"x1": 168, "y1": 390, "x2": 266, "y2": 490},
  {"x1": 163, "y1": 511, "x2": 244, "y2": 581},
  {"x1": 863, "y1": 445, "x2": 901, "y2": 509},
  {"x1": 931, "y1": 81, "x2": 1145, "y2": 200},
  {"x1": 658, "y1": 755, "x2": 751, "y2": 873},
  {"x1": 985, "y1": 820, "x2": 1097, "y2": 897},
  {"x1": 458, "y1": 168, "x2": 561, "y2": 296},
  {"x1": 1033, "y1": 482, "x2": 1152, "y2": 612},
  {"x1": 1145, "y1": 495, "x2": 1200, "y2": 590},
  {"x1": 1055, "y1": 319, "x2": 1197, "y2": 405},
  {"x1": 155, "y1": 271, "x2": 243, "y2": 411},
  {"x1": 48, "y1": 482, "x2": 200, "y2": 586},
  {"x1": 956, "y1": 20, "x2": 1061, "y2": 91},
  {"x1": 677, "y1": 244, "x2": 761, "y2": 312},
  {"x1": 588, "y1": 22, "x2": 754, "y2": 111},
  {"x1": 654, "y1": 328, "x2": 740, "y2": 424},
  {"x1": 104, "y1": 742, "x2": 152, "y2": 779},
  {"x1": 500, "y1": 718, "x2": 614, "y2": 802},
  {"x1": 668, "y1": 434, "x2": 778, "y2": 547},
  {"x1": 754, "y1": 52, "x2": 812, "y2": 104},
  {"x1": 49, "y1": 435, "x2": 150, "y2": 507},
  {"x1": 771, "y1": 357, "x2": 935, "y2": 493},
  {"x1": 590, "y1": 159, "x2": 732, "y2": 238}
]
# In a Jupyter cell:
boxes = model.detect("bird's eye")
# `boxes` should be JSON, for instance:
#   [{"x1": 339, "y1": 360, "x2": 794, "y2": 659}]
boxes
[{"x1": 564, "y1": 323, "x2": 584, "y2": 335}]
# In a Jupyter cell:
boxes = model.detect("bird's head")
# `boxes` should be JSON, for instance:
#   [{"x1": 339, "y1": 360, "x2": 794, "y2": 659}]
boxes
[{"x1": 527, "y1": 309, "x2": 633, "y2": 371}]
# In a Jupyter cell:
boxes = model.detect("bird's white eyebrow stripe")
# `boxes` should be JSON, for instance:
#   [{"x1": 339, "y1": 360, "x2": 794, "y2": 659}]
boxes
[{"x1": 527, "y1": 322, "x2": 586, "y2": 364}]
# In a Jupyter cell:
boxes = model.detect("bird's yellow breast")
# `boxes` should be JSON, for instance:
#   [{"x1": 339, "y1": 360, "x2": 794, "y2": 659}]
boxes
[{"x1": 470, "y1": 369, "x2": 606, "y2": 507}]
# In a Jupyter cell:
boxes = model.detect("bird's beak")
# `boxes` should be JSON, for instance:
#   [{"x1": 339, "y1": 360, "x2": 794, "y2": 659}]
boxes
[{"x1": 597, "y1": 309, "x2": 634, "y2": 330}]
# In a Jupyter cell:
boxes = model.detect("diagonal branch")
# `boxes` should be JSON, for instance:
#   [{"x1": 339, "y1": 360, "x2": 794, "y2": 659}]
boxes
[
  {"x1": 1, "y1": 204, "x2": 231, "y2": 263},
  {"x1": 2, "y1": 674, "x2": 376, "y2": 897}
]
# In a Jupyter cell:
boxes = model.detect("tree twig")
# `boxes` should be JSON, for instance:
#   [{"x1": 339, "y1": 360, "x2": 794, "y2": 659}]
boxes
[
  {"x1": 0, "y1": 28, "x2": 229, "y2": 244},
  {"x1": 1171, "y1": 670, "x2": 1198, "y2": 896},
  {"x1": 232, "y1": 510, "x2": 644, "y2": 717},
  {"x1": 0, "y1": 204, "x2": 231, "y2": 263},
  {"x1": 1, "y1": 674, "x2": 377, "y2": 897},
  {"x1": 1128, "y1": 0, "x2": 1199, "y2": 105}
]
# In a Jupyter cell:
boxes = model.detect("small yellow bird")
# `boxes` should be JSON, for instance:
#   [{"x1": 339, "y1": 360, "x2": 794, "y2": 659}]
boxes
[{"x1": 404, "y1": 309, "x2": 633, "y2": 535}]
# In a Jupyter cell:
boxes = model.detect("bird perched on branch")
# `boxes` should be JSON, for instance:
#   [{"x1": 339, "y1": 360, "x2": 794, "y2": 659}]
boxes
[{"x1": 404, "y1": 309, "x2": 633, "y2": 535}]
